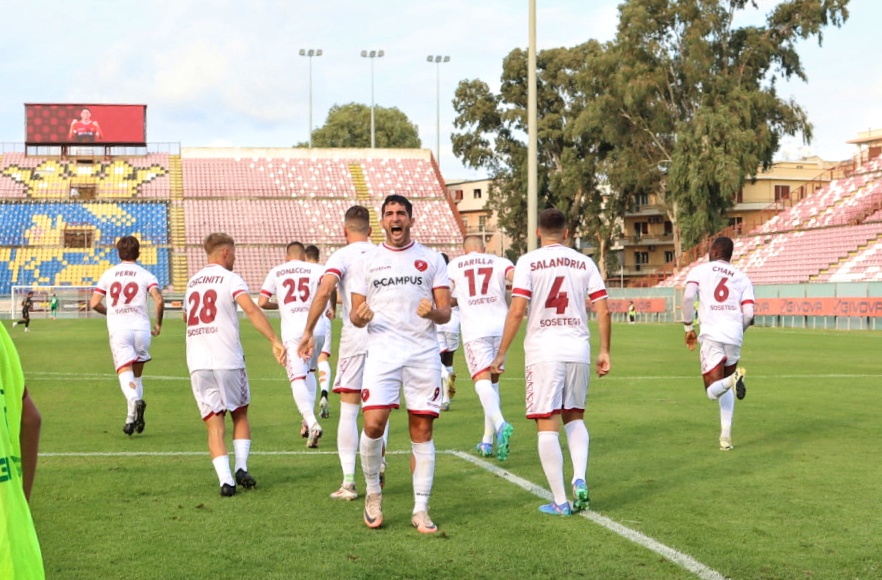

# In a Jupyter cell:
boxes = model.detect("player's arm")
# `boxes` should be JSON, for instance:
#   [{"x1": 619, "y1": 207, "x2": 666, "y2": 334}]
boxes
[
  {"x1": 257, "y1": 293, "x2": 278, "y2": 310},
  {"x1": 350, "y1": 292, "x2": 373, "y2": 328},
  {"x1": 298, "y1": 274, "x2": 338, "y2": 359},
  {"x1": 742, "y1": 301, "x2": 755, "y2": 330},
  {"x1": 490, "y1": 295, "x2": 528, "y2": 374},
  {"x1": 149, "y1": 287, "x2": 164, "y2": 336},
  {"x1": 20, "y1": 387, "x2": 41, "y2": 502},
  {"x1": 681, "y1": 282, "x2": 698, "y2": 350},
  {"x1": 93, "y1": 121, "x2": 103, "y2": 140},
  {"x1": 327, "y1": 288, "x2": 338, "y2": 320},
  {"x1": 89, "y1": 291, "x2": 107, "y2": 316},
  {"x1": 236, "y1": 293, "x2": 286, "y2": 366},
  {"x1": 593, "y1": 297, "x2": 611, "y2": 377},
  {"x1": 418, "y1": 287, "x2": 451, "y2": 324}
]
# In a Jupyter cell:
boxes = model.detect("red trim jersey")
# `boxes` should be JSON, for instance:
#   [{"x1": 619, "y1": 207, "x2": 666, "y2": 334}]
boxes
[
  {"x1": 94, "y1": 261, "x2": 159, "y2": 333},
  {"x1": 350, "y1": 241, "x2": 449, "y2": 364},
  {"x1": 323, "y1": 241, "x2": 375, "y2": 358},
  {"x1": 684, "y1": 260, "x2": 755, "y2": 346},
  {"x1": 185, "y1": 264, "x2": 250, "y2": 371},
  {"x1": 448, "y1": 252, "x2": 514, "y2": 343},
  {"x1": 511, "y1": 244, "x2": 607, "y2": 365},
  {"x1": 259, "y1": 260, "x2": 324, "y2": 344}
]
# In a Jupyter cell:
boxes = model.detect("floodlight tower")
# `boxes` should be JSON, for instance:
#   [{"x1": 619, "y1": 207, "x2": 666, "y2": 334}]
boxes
[
  {"x1": 299, "y1": 48, "x2": 323, "y2": 148},
  {"x1": 426, "y1": 55, "x2": 450, "y2": 165},
  {"x1": 361, "y1": 49, "x2": 385, "y2": 148}
]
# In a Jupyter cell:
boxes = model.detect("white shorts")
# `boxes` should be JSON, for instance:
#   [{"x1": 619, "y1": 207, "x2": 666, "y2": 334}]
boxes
[
  {"x1": 333, "y1": 354, "x2": 367, "y2": 393},
  {"x1": 437, "y1": 330, "x2": 460, "y2": 353},
  {"x1": 698, "y1": 339, "x2": 741, "y2": 376},
  {"x1": 463, "y1": 336, "x2": 503, "y2": 379},
  {"x1": 361, "y1": 356, "x2": 442, "y2": 416},
  {"x1": 190, "y1": 368, "x2": 251, "y2": 419},
  {"x1": 286, "y1": 337, "x2": 319, "y2": 382},
  {"x1": 524, "y1": 361, "x2": 590, "y2": 419},
  {"x1": 109, "y1": 329, "x2": 152, "y2": 372}
]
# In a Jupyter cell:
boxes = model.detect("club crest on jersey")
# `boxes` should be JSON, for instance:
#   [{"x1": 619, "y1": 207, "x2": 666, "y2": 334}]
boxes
[
  {"x1": 361, "y1": 389, "x2": 370, "y2": 402},
  {"x1": 414, "y1": 260, "x2": 428, "y2": 272}
]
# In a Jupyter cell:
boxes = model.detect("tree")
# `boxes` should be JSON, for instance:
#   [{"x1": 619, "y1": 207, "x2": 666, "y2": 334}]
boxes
[
  {"x1": 297, "y1": 103, "x2": 421, "y2": 149},
  {"x1": 451, "y1": 43, "x2": 621, "y2": 275},
  {"x1": 587, "y1": 0, "x2": 849, "y2": 253}
]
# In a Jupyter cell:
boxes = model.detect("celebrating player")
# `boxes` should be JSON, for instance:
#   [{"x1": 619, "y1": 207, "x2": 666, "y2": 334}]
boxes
[
  {"x1": 258, "y1": 242, "x2": 325, "y2": 448},
  {"x1": 349, "y1": 194, "x2": 451, "y2": 533},
  {"x1": 436, "y1": 252, "x2": 460, "y2": 411},
  {"x1": 185, "y1": 233, "x2": 286, "y2": 496},
  {"x1": 681, "y1": 236, "x2": 754, "y2": 450},
  {"x1": 298, "y1": 205, "x2": 378, "y2": 500},
  {"x1": 304, "y1": 244, "x2": 334, "y2": 420},
  {"x1": 447, "y1": 235, "x2": 515, "y2": 460},
  {"x1": 491, "y1": 208, "x2": 611, "y2": 516},
  {"x1": 90, "y1": 236, "x2": 164, "y2": 436}
]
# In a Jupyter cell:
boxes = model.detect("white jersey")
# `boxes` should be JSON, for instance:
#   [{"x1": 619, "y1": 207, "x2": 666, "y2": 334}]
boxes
[
  {"x1": 511, "y1": 244, "x2": 607, "y2": 365},
  {"x1": 260, "y1": 260, "x2": 323, "y2": 344},
  {"x1": 685, "y1": 259, "x2": 755, "y2": 346},
  {"x1": 448, "y1": 252, "x2": 514, "y2": 342},
  {"x1": 436, "y1": 305, "x2": 460, "y2": 334},
  {"x1": 185, "y1": 264, "x2": 250, "y2": 372},
  {"x1": 351, "y1": 241, "x2": 449, "y2": 364},
  {"x1": 323, "y1": 240, "x2": 375, "y2": 358},
  {"x1": 94, "y1": 261, "x2": 159, "y2": 332}
]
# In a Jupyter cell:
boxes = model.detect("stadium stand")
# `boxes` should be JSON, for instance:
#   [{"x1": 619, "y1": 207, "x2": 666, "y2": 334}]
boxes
[
  {"x1": 0, "y1": 147, "x2": 466, "y2": 294},
  {"x1": 658, "y1": 156, "x2": 882, "y2": 287}
]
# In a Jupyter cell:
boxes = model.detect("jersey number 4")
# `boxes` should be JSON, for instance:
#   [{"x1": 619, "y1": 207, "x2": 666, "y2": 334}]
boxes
[
  {"x1": 187, "y1": 290, "x2": 218, "y2": 325},
  {"x1": 544, "y1": 276, "x2": 569, "y2": 314}
]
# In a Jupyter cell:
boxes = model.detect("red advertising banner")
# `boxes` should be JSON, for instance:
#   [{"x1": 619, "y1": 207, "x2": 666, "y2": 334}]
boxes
[
  {"x1": 599, "y1": 298, "x2": 668, "y2": 314},
  {"x1": 755, "y1": 297, "x2": 882, "y2": 317},
  {"x1": 25, "y1": 104, "x2": 146, "y2": 145}
]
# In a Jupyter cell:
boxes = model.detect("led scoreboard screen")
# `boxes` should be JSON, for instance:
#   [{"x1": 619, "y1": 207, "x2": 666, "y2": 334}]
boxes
[{"x1": 25, "y1": 103, "x2": 147, "y2": 146}]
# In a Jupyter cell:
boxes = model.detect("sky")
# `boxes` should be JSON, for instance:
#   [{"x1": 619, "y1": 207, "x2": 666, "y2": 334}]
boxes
[{"x1": 1, "y1": 0, "x2": 879, "y2": 180}]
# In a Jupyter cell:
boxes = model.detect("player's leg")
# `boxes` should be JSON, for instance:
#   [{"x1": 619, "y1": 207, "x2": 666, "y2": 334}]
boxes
[
  {"x1": 131, "y1": 331, "x2": 151, "y2": 433},
  {"x1": 330, "y1": 354, "x2": 365, "y2": 499},
  {"x1": 286, "y1": 342, "x2": 322, "y2": 447},
  {"x1": 361, "y1": 407, "x2": 391, "y2": 528},
  {"x1": 530, "y1": 362, "x2": 571, "y2": 515},
  {"x1": 231, "y1": 405, "x2": 256, "y2": 489},
  {"x1": 318, "y1": 329, "x2": 332, "y2": 418},
  {"x1": 441, "y1": 346, "x2": 456, "y2": 403},
  {"x1": 562, "y1": 362, "x2": 591, "y2": 511},
  {"x1": 191, "y1": 370, "x2": 235, "y2": 495},
  {"x1": 403, "y1": 364, "x2": 441, "y2": 533}
]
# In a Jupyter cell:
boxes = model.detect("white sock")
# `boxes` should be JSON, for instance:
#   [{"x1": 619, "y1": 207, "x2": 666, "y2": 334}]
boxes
[
  {"x1": 538, "y1": 431, "x2": 568, "y2": 506},
  {"x1": 212, "y1": 455, "x2": 234, "y2": 486},
  {"x1": 360, "y1": 432, "x2": 385, "y2": 495},
  {"x1": 412, "y1": 440, "x2": 435, "y2": 513},
  {"x1": 719, "y1": 390, "x2": 734, "y2": 439},
  {"x1": 119, "y1": 371, "x2": 137, "y2": 420},
  {"x1": 564, "y1": 420, "x2": 589, "y2": 483},
  {"x1": 133, "y1": 376, "x2": 144, "y2": 400},
  {"x1": 290, "y1": 378, "x2": 318, "y2": 428},
  {"x1": 440, "y1": 366, "x2": 449, "y2": 403},
  {"x1": 233, "y1": 439, "x2": 250, "y2": 473},
  {"x1": 318, "y1": 360, "x2": 331, "y2": 395},
  {"x1": 475, "y1": 379, "x2": 505, "y2": 432},
  {"x1": 338, "y1": 402, "x2": 360, "y2": 485},
  {"x1": 707, "y1": 376, "x2": 732, "y2": 399}
]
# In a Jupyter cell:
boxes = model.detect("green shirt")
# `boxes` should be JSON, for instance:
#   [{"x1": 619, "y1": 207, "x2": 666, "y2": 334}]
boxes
[
  {"x1": 0, "y1": 325, "x2": 44, "y2": 579},
  {"x1": 49, "y1": 297, "x2": 58, "y2": 310}
]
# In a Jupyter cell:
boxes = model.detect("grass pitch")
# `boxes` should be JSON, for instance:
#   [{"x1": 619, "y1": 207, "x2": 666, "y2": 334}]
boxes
[{"x1": 10, "y1": 317, "x2": 882, "y2": 579}]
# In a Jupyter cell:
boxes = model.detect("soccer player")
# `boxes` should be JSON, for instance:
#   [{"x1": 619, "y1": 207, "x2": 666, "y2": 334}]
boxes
[
  {"x1": 90, "y1": 236, "x2": 164, "y2": 436},
  {"x1": 12, "y1": 291, "x2": 34, "y2": 333},
  {"x1": 349, "y1": 194, "x2": 451, "y2": 533},
  {"x1": 447, "y1": 235, "x2": 515, "y2": 460},
  {"x1": 49, "y1": 293, "x2": 59, "y2": 320},
  {"x1": 258, "y1": 242, "x2": 325, "y2": 448},
  {"x1": 0, "y1": 324, "x2": 44, "y2": 578},
  {"x1": 491, "y1": 208, "x2": 611, "y2": 516},
  {"x1": 298, "y1": 205, "x2": 377, "y2": 500},
  {"x1": 681, "y1": 236, "x2": 754, "y2": 451},
  {"x1": 305, "y1": 244, "x2": 334, "y2": 420},
  {"x1": 436, "y1": 253, "x2": 460, "y2": 411},
  {"x1": 185, "y1": 233, "x2": 286, "y2": 496}
]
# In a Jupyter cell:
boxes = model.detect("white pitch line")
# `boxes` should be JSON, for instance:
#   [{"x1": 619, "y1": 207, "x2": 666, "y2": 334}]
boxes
[{"x1": 451, "y1": 450, "x2": 727, "y2": 580}]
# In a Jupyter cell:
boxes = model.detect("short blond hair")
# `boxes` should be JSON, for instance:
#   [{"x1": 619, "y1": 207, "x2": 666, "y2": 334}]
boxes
[{"x1": 203, "y1": 232, "x2": 235, "y2": 256}]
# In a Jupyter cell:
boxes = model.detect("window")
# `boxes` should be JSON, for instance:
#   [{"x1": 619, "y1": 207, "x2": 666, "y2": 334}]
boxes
[
  {"x1": 664, "y1": 221, "x2": 673, "y2": 236},
  {"x1": 64, "y1": 228, "x2": 93, "y2": 249},
  {"x1": 453, "y1": 189, "x2": 463, "y2": 202},
  {"x1": 774, "y1": 184, "x2": 790, "y2": 201},
  {"x1": 473, "y1": 188, "x2": 482, "y2": 199},
  {"x1": 633, "y1": 222, "x2": 648, "y2": 237},
  {"x1": 634, "y1": 251, "x2": 649, "y2": 265},
  {"x1": 478, "y1": 215, "x2": 487, "y2": 229},
  {"x1": 664, "y1": 251, "x2": 675, "y2": 263}
]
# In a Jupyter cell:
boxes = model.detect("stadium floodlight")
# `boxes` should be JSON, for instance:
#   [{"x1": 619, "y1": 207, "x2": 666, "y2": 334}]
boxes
[
  {"x1": 426, "y1": 55, "x2": 451, "y2": 166},
  {"x1": 299, "y1": 48, "x2": 323, "y2": 149},
  {"x1": 361, "y1": 49, "x2": 385, "y2": 148}
]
